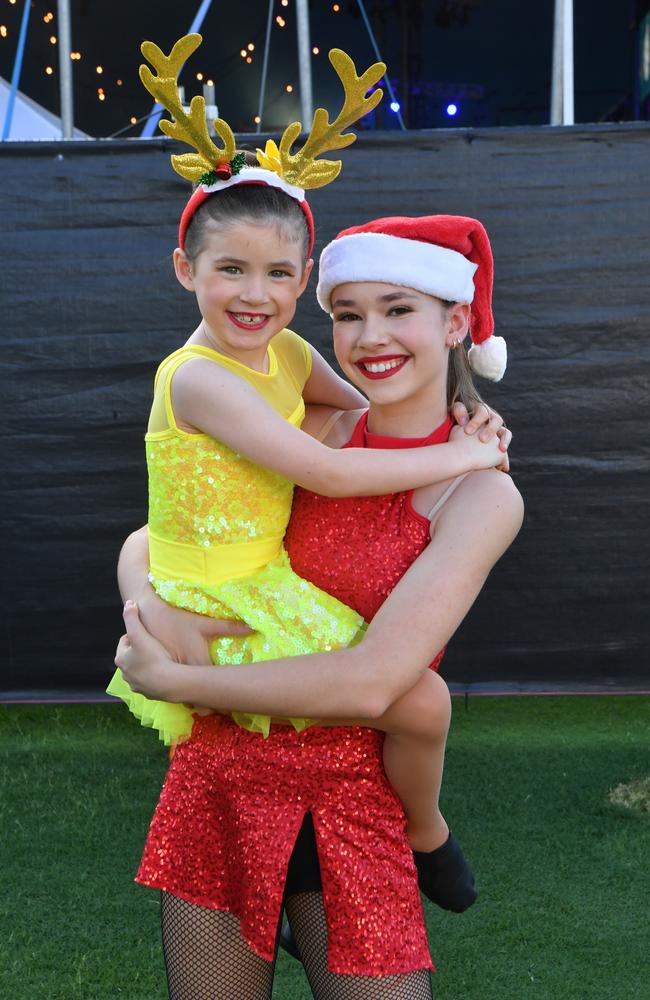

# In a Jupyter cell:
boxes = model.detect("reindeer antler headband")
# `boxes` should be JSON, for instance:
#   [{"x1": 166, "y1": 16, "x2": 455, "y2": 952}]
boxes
[{"x1": 140, "y1": 34, "x2": 385, "y2": 254}]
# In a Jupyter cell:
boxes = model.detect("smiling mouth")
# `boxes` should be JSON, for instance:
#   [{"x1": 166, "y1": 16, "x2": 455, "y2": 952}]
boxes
[
  {"x1": 355, "y1": 356, "x2": 408, "y2": 379},
  {"x1": 228, "y1": 312, "x2": 270, "y2": 330}
]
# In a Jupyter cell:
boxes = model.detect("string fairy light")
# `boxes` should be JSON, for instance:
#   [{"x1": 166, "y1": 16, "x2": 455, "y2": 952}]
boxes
[
  {"x1": 276, "y1": 16, "x2": 285, "y2": 27},
  {"x1": 0, "y1": 25, "x2": 7, "y2": 37},
  {"x1": 45, "y1": 65, "x2": 53, "y2": 75}
]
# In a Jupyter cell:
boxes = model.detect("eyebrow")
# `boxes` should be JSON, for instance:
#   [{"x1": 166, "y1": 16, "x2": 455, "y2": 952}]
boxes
[
  {"x1": 332, "y1": 291, "x2": 419, "y2": 308},
  {"x1": 212, "y1": 256, "x2": 297, "y2": 270}
]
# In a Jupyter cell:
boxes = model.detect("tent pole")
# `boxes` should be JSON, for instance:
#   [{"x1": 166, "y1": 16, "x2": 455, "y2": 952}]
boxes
[
  {"x1": 295, "y1": 0, "x2": 313, "y2": 129},
  {"x1": 356, "y1": 0, "x2": 406, "y2": 130},
  {"x1": 256, "y1": 0, "x2": 274, "y2": 133},
  {"x1": 141, "y1": 0, "x2": 215, "y2": 138},
  {"x1": 2, "y1": 0, "x2": 31, "y2": 141},
  {"x1": 57, "y1": 0, "x2": 73, "y2": 139},
  {"x1": 551, "y1": 0, "x2": 574, "y2": 125}
]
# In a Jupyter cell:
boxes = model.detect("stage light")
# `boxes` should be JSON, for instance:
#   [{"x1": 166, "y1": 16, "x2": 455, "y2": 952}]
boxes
[
  {"x1": 117, "y1": 79, "x2": 122, "y2": 86},
  {"x1": 333, "y1": 3, "x2": 340, "y2": 10},
  {"x1": 246, "y1": 56, "x2": 252, "y2": 63},
  {"x1": 390, "y1": 101, "x2": 400, "y2": 113},
  {"x1": 446, "y1": 103, "x2": 458, "y2": 117},
  {"x1": 240, "y1": 49, "x2": 246, "y2": 57},
  {"x1": 96, "y1": 65, "x2": 103, "y2": 74},
  {"x1": 248, "y1": 43, "x2": 254, "y2": 51}
]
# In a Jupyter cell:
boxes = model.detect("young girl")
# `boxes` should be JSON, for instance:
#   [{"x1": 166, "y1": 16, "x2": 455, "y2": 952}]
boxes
[
  {"x1": 107, "y1": 34, "x2": 505, "y2": 747},
  {"x1": 116, "y1": 215, "x2": 522, "y2": 998}
]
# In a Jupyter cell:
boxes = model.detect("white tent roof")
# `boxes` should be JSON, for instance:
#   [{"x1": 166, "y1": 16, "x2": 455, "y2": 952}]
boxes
[{"x1": 0, "y1": 76, "x2": 89, "y2": 140}]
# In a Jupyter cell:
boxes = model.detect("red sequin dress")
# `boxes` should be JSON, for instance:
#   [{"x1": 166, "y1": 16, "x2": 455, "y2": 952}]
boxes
[{"x1": 136, "y1": 413, "x2": 452, "y2": 976}]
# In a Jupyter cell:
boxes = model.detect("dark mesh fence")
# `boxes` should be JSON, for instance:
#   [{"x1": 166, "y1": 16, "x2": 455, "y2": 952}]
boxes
[{"x1": 1, "y1": 125, "x2": 649, "y2": 696}]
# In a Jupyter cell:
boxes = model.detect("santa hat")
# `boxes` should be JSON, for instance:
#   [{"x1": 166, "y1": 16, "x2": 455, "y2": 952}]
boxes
[
  {"x1": 178, "y1": 169, "x2": 315, "y2": 255},
  {"x1": 316, "y1": 214, "x2": 507, "y2": 381}
]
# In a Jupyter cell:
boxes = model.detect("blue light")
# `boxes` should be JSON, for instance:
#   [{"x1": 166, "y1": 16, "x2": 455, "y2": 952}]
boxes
[
  {"x1": 390, "y1": 101, "x2": 400, "y2": 113},
  {"x1": 446, "y1": 103, "x2": 458, "y2": 117}
]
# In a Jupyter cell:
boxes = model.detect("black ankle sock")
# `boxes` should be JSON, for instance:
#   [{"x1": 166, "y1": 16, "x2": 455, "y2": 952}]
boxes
[{"x1": 413, "y1": 831, "x2": 478, "y2": 913}]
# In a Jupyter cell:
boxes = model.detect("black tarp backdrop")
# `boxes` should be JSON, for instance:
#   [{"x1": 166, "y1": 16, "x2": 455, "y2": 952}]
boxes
[{"x1": 1, "y1": 125, "x2": 649, "y2": 698}]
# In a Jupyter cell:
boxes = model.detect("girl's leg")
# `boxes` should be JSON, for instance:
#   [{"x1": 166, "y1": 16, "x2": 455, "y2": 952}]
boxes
[
  {"x1": 355, "y1": 670, "x2": 477, "y2": 912},
  {"x1": 160, "y1": 891, "x2": 276, "y2": 1000},
  {"x1": 378, "y1": 669, "x2": 451, "y2": 853},
  {"x1": 285, "y1": 891, "x2": 433, "y2": 1000}
]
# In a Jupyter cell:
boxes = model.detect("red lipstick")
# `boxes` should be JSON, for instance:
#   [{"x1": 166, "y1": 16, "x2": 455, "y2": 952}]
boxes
[{"x1": 355, "y1": 355, "x2": 408, "y2": 380}]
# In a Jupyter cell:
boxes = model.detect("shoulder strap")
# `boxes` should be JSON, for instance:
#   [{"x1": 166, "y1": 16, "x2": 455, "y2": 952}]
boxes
[
  {"x1": 315, "y1": 408, "x2": 346, "y2": 442},
  {"x1": 426, "y1": 473, "x2": 469, "y2": 520}
]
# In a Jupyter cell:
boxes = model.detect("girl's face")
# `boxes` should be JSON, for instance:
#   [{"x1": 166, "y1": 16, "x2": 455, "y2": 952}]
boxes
[
  {"x1": 331, "y1": 281, "x2": 469, "y2": 413},
  {"x1": 174, "y1": 221, "x2": 313, "y2": 369}
]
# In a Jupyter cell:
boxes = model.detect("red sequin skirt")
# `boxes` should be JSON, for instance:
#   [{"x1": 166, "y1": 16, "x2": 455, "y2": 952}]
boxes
[{"x1": 136, "y1": 714, "x2": 433, "y2": 976}]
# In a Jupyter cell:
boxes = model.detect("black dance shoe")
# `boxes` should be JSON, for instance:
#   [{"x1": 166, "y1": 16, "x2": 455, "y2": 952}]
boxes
[{"x1": 413, "y1": 831, "x2": 478, "y2": 912}]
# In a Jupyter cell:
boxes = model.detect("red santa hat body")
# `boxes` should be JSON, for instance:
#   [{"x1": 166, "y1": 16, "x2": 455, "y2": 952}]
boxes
[{"x1": 316, "y1": 214, "x2": 507, "y2": 381}]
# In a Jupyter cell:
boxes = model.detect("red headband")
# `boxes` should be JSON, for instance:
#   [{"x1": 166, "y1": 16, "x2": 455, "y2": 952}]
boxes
[{"x1": 178, "y1": 178, "x2": 315, "y2": 256}]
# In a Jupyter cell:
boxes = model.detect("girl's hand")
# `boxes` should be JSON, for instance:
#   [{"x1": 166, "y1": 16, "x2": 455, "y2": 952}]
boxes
[
  {"x1": 451, "y1": 401, "x2": 511, "y2": 472},
  {"x1": 449, "y1": 422, "x2": 507, "y2": 471},
  {"x1": 115, "y1": 602, "x2": 183, "y2": 701},
  {"x1": 138, "y1": 586, "x2": 253, "y2": 667}
]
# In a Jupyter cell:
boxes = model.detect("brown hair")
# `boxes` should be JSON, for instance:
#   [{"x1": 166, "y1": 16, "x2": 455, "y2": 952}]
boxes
[
  {"x1": 184, "y1": 151, "x2": 310, "y2": 265},
  {"x1": 440, "y1": 300, "x2": 488, "y2": 415}
]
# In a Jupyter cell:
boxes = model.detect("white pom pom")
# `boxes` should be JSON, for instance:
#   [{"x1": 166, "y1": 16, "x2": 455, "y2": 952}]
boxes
[{"x1": 468, "y1": 335, "x2": 507, "y2": 381}]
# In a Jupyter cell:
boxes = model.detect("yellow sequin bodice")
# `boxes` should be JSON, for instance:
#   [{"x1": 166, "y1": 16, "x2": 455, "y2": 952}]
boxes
[{"x1": 107, "y1": 330, "x2": 365, "y2": 744}]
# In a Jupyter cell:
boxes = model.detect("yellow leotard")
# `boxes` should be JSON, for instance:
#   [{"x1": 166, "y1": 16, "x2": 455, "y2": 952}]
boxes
[{"x1": 107, "y1": 329, "x2": 364, "y2": 744}]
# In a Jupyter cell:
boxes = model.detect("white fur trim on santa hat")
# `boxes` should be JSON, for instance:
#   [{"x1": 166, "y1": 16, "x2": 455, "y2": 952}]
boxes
[
  {"x1": 468, "y1": 335, "x2": 507, "y2": 382},
  {"x1": 202, "y1": 167, "x2": 306, "y2": 203},
  {"x1": 317, "y1": 231, "x2": 478, "y2": 312}
]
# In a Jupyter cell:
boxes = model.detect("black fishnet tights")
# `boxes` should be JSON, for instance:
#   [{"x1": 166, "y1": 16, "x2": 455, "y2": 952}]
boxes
[
  {"x1": 160, "y1": 891, "x2": 275, "y2": 1000},
  {"x1": 285, "y1": 891, "x2": 434, "y2": 1000}
]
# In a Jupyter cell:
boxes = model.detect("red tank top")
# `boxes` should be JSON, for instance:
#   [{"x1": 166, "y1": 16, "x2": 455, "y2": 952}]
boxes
[{"x1": 285, "y1": 411, "x2": 454, "y2": 671}]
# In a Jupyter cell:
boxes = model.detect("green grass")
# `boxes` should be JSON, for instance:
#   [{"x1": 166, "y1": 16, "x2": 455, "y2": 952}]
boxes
[{"x1": 1, "y1": 697, "x2": 648, "y2": 999}]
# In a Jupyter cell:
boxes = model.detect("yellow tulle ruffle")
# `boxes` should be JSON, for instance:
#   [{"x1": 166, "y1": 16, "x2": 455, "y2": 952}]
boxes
[{"x1": 107, "y1": 548, "x2": 365, "y2": 744}]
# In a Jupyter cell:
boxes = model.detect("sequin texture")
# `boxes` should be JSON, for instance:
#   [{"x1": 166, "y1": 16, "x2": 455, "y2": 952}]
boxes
[
  {"x1": 137, "y1": 715, "x2": 432, "y2": 976},
  {"x1": 106, "y1": 331, "x2": 364, "y2": 743},
  {"x1": 138, "y1": 413, "x2": 453, "y2": 975}
]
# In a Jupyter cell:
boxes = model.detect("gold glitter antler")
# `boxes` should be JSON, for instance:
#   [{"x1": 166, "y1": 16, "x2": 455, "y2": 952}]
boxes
[
  {"x1": 140, "y1": 34, "x2": 236, "y2": 182},
  {"x1": 260, "y1": 49, "x2": 384, "y2": 190}
]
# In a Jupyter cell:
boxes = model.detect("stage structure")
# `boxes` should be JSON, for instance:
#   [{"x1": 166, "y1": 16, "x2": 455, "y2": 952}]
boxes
[{"x1": 1, "y1": 123, "x2": 649, "y2": 699}]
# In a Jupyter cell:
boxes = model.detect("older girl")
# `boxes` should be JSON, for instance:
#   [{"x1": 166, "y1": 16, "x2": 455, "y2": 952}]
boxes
[{"x1": 116, "y1": 215, "x2": 523, "y2": 999}]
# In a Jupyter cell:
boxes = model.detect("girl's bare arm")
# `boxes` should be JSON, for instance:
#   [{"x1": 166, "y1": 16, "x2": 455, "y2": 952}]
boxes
[
  {"x1": 116, "y1": 470, "x2": 523, "y2": 718},
  {"x1": 171, "y1": 358, "x2": 505, "y2": 498}
]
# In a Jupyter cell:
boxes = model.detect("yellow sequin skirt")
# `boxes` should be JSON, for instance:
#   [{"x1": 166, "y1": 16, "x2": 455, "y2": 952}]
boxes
[{"x1": 107, "y1": 547, "x2": 365, "y2": 745}]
